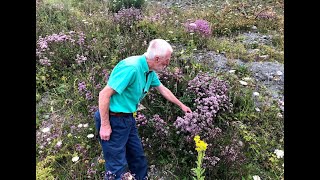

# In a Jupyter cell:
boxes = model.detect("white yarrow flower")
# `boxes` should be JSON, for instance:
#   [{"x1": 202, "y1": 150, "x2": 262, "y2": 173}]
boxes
[
  {"x1": 83, "y1": 123, "x2": 89, "y2": 128},
  {"x1": 87, "y1": 134, "x2": 94, "y2": 138},
  {"x1": 253, "y1": 175, "x2": 261, "y2": 180},
  {"x1": 168, "y1": 31, "x2": 173, "y2": 34},
  {"x1": 228, "y1": 70, "x2": 236, "y2": 73},
  {"x1": 274, "y1": 149, "x2": 284, "y2": 158},
  {"x1": 72, "y1": 156, "x2": 79, "y2": 162},
  {"x1": 239, "y1": 80, "x2": 248, "y2": 85},
  {"x1": 41, "y1": 127, "x2": 50, "y2": 133},
  {"x1": 255, "y1": 107, "x2": 261, "y2": 112},
  {"x1": 253, "y1": 92, "x2": 260, "y2": 96},
  {"x1": 78, "y1": 124, "x2": 83, "y2": 128},
  {"x1": 56, "y1": 141, "x2": 62, "y2": 147}
]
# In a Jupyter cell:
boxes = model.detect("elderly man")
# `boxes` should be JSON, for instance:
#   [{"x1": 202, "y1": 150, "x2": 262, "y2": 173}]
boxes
[{"x1": 94, "y1": 39, "x2": 192, "y2": 180}]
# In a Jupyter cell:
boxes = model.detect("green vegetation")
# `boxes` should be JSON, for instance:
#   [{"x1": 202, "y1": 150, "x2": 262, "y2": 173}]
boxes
[{"x1": 36, "y1": 0, "x2": 284, "y2": 179}]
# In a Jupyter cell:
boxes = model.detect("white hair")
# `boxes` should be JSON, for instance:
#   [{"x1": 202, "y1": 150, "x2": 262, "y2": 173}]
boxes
[{"x1": 144, "y1": 39, "x2": 173, "y2": 60}]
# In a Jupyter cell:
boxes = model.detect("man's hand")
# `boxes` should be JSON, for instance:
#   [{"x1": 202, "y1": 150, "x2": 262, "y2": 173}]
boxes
[
  {"x1": 100, "y1": 124, "x2": 112, "y2": 141},
  {"x1": 181, "y1": 104, "x2": 192, "y2": 113}
]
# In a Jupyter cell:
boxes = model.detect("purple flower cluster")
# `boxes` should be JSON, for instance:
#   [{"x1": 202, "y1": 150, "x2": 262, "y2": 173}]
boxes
[
  {"x1": 105, "y1": 171, "x2": 116, "y2": 180},
  {"x1": 36, "y1": 119, "x2": 62, "y2": 159},
  {"x1": 147, "y1": 13, "x2": 161, "y2": 22},
  {"x1": 95, "y1": 83, "x2": 102, "y2": 89},
  {"x1": 36, "y1": 31, "x2": 87, "y2": 66},
  {"x1": 86, "y1": 163, "x2": 97, "y2": 178},
  {"x1": 220, "y1": 138, "x2": 245, "y2": 164},
  {"x1": 78, "y1": 81, "x2": 87, "y2": 94},
  {"x1": 39, "y1": 57, "x2": 52, "y2": 66},
  {"x1": 78, "y1": 81, "x2": 93, "y2": 101},
  {"x1": 113, "y1": 7, "x2": 143, "y2": 27},
  {"x1": 85, "y1": 91, "x2": 93, "y2": 100},
  {"x1": 37, "y1": 31, "x2": 84, "y2": 52},
  {"x1": 102, "y1": 69, "x2": 110, "y2": 82},
  {"x1": 37, "y1": 33, "x2": 71, "y2": 50},
  {"x1": 145, "y1": 8, "x2": 172, "y2": 22},
  {"x1": 150, "y1": 114, "x2": 169, "y2": 137},
  {"x1": 136, "y1": 112, "x2": 148, "y2": 127},
  {"x1": 174, "y1": 73, "x2": 232, "y2": 137},
  {"x1": 77, "y1": 31, "x2": 85, "y2": 45},
  {"x1": 88, "y1": 105, "x2": 98, "y2": 115},
  {"x1": 121, "y1": 172, "x2": 136, "y2": 180},
  {"x1": 220, "y1": 145, "x2": 241, "y2": 163},
  {"x1": 75, "y1": 54, "x2": 88, "y2": 64},
  {"x1": 175, "y1": 112, "x2": 222, "y2": 138},
  {"x1": 75, "y1": 143, "x2": 86, "y2": 153},
  {"x1": 141, "y1": 137, "x2": 151, "y2": 149},
  {"x1": 157, "y1": 68, "x2": 184, "y2": 84},
  {"x1": 203, "y1": 155, "x2": 220, "y2": 167},
  {"x1": 185, "y1": 19, "x2": 212, "y2": 37}
]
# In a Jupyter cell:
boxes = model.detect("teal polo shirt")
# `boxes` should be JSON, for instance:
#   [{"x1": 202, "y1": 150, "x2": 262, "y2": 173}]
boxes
[{"x1": 107, "y1": 55, "x2": 161, "y2": 113}]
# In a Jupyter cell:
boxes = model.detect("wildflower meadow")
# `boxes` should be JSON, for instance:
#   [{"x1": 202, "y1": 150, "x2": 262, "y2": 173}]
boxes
[{"x1": 36, "y1": 0, "x2": 284, "y2": 179}]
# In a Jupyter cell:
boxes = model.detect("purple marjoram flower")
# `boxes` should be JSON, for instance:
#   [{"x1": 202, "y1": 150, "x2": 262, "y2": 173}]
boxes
[
  {"x1": 39, "y1": 57, "x2": 51, "y2": 66},
  {"x1": 78, "y1": 81, "x2": 87, "y2": 94},
  {"x1": 75, "y1": 54, "x2": 87, "y2": 64},
  {"x1": 185, "y1": 19, "x2": 212, "y2": 37},
  {"x1": 85, "y1": 91, "x2": 93, "y2": 100}
]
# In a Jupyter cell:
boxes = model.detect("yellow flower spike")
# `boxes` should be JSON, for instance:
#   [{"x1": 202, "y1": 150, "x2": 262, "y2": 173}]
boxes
[
  {"x1": 194, "y1": 135, "x2": 200, "y2": 143},
  {"x1": 133, "y1": 112, "x2": 137, "y2": 118},
  {"x1": 194, "y1": 135, "x2": 208, "y2": 152},
  {"x1": 192, "y1": 135, "x2": 207, "y2": 179},
  {"x1": 198, "y1": 141, "x2": 207, "y2": 151}
]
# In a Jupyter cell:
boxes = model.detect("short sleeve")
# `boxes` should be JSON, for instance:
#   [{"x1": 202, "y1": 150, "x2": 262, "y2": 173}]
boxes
[
  {"x1": 150, "y1": 72, "x2": 161, "y2": 88},
  {"x1": 107, "y1": 64, "x2": 136, "y2": 94}
]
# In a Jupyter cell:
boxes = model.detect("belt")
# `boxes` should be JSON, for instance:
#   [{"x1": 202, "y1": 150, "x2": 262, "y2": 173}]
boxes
[{"x1": 109, "y1": 111, "x2": 133, "y2": 117}]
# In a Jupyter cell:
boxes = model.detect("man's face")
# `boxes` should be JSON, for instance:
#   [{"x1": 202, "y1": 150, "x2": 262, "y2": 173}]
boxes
[{"x1": 154, "y1": 52, "x2": 171, "y2": 72}]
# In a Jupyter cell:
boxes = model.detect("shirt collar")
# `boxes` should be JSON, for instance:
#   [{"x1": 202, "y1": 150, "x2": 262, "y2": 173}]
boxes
[{"x1": 141, "y1": 54, "x2": 151, "y2": 74}]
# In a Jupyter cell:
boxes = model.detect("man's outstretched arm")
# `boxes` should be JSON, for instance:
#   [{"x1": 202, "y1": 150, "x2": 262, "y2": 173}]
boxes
[{"x1": 155, "y1": 84, "x2": 192, "y2": 113}]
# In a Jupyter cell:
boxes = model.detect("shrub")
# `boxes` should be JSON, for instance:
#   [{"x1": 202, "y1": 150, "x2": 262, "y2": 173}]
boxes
[
  {"x1": 36, "y1": 31, "x2": 89, "y2": 68},
  {"x1": 184, "y1": 19, "x2": 212, "y2": 38},
  {"x1": 108, "y1": 0, "x2": 145, "y2": 13},
  {"x1": 113, "y1": 7, "x2": 143, "y2": 29}
]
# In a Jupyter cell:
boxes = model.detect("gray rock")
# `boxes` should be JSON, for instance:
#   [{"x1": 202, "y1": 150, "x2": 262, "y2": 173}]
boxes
[{"x1": 242, "y1": 32, "x2": 273, "y2": 45}]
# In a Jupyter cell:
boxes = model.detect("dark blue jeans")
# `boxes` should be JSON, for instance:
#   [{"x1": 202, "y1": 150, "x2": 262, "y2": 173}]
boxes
[{"x1": 94, "y1": 111, "x2": 148, "y2": 180}]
